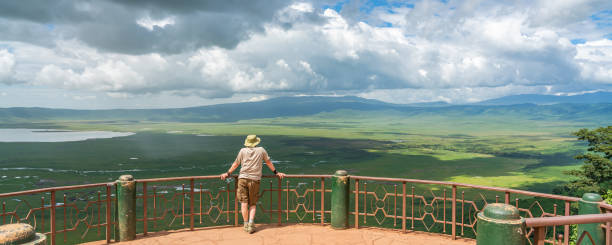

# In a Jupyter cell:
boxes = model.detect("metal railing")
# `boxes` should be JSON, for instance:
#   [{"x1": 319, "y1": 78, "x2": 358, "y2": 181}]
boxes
[
  {"x1": 526, "y1": 213, "x2": 612, "y2": 245},
  {"x1": 134, "y1": 174, "x2": 332, "y2": 235},
  {"x1": 350, "y1": 175, "x2": 612, "y2": 245},
  {"x1": 0, "y1": 183, "x2": 115, "y2": 244},
  {"x1": 1, "y1": 174, "x2": 611, "y2": 245}
]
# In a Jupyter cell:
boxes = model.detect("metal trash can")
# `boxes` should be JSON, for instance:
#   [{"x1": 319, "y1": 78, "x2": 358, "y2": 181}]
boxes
[{"x1": 477, "y1": 203, "x2": 525, "y2": 245}]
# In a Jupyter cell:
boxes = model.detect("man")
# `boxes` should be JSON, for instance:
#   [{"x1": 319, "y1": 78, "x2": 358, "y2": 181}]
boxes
[{"x1": 220, "y1": 135, "x2": 285, "y2": 234}]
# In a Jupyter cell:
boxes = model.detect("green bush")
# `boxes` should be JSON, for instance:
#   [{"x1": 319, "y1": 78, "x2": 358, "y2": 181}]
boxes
[{"x1": 604, "y1": 189, "x2": 612, "y2": 204}]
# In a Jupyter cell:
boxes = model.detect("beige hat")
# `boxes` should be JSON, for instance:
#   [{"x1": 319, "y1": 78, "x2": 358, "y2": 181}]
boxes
[{"x1": 244, "y1": 135, "x2": 261, "y2": 147}]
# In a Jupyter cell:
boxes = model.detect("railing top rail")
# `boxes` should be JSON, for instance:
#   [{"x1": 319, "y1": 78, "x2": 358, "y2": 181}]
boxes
[
  {"x1": 274, "y1": 174, "x2": 333, "y2": 179},
  {"x1": 0, "y1": 174, "x2": 585, "y2": 203},
  {"x1": 600, "y1": 202, "x2": 612, "y2": 212},
  {"x1": 351, "y1": 175, "x2": 581, "y2": 202},
  {"x1": 525, "y1": 213, "x2": 612, "y2": 227},
  {"x1": 0, "y1": 182, "x2": 113, "y2": 198},
  {"x1": 136, "y1": 175, "x2": 223, "y2": 183},
  {"x1": 135, "y1": 174, "x2": 333, "y2": 183}
]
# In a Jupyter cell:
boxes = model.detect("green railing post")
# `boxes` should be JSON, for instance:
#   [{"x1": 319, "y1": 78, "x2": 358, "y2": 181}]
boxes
[
  {"x1": 476, "y1": 203, "x2": 525, "y2": 245},
  {"x1": 578, "y1": 193, "x2": 604, "y2": 245},
  {"x1": 331, "y1": 170, "x2": 349, "y2": 229},
  {"x1": 116, "y1": 175, "x2": 136, "y2": 241}
]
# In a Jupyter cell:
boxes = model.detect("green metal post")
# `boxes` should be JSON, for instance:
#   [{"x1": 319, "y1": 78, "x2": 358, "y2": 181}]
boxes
[
  {"x1": 476, "y1": 203, "x2": 525, "y2": 245},
  {"x1": 116, "y1": 175, "x2": 136, "y2": 241},
  {"x1": 331, "y1": 170, "x2": 349, "y2": 229},
  {"x1": 578, "y1": 193, "x2": 604, "y2": 245}
]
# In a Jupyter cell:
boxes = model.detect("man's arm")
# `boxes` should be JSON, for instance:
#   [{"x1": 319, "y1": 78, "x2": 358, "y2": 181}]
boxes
[
  {"x1": 265, "y1": 158, "x2": 285, "y2": 179},
  {"x1": 220, "y1": 160, "x2": 240, "y2": 180}
]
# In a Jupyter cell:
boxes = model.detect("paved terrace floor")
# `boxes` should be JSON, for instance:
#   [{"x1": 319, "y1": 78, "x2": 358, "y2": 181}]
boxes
[{"x1": 84, "y1": 224, "x2": 475, "y2": 245}]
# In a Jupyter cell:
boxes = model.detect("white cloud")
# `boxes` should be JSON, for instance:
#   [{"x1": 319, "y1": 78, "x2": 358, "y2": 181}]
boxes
[
  {"x1": 575, "y1": 39, "x2": 612, "y2": 83},
  {"x1": 244, "y1": 95, "x2": 269, "y2": 102},
  {"x1": 276, "y1": 59, "x2": 290, "y2": 70},
  {"x1": 36, "y1": 60, "x2": 146, "y2": 92},
  {"x1": 136, "y1": 16, "x2": 176, "y2": 31},
  {"x1": 9, "y1": 6, "x2": 591, "y2": 99},
  {"x1": 72, "y1": 95, "x2": 96, "y2": 100},
  {"x1": 188, "y1": 48, "x2": 289, "y2": 93},
  {"x1": 1, "y1": 0, "x2": 612, "y2": 107},
  {"x1": 576, "y1": 39, "x2": 612, "y2": 63},
  {"x1": 358, "y1": 85, "x2": 552, "y2": 104},
  {"x1": 528, "y1": 0, "x2": 612, "y2": 27},
  {"x1": 106, "y1": 92, "x2": 132, "y2": 99},
  {"x1": 554, "y1": 89, "x2": 604, "y2": 96},
  {"x1": 418, "y1": 69, "x2": 427, "y2": 78},
  {"x1": 290, "y1": 2, "x2": 314, "y2": 13},
  {"x1": 299, "y1": 60, "x2": 313, "y2": 73},
  {"x1": 0, "y1": 49, "x2": 17, "y2": 84},
  {"x1": 321, "y1": 9, "x2": 361, "y2": 60}
]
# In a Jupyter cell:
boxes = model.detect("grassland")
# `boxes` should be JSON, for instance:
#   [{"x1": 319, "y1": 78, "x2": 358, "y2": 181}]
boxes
[{"x1": 0, "y1": 109, "x2": 593, "y2": 194}]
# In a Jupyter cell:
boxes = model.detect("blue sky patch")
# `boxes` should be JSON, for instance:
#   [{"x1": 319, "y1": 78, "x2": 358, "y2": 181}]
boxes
[
  {"x1": 0, "y1": 44, "x2": 14, "y2": 53},
  {"x1": 378, "y1": 21, "x2": 393, "y2": 28},
  {"x1": 324, "y1": 0, "x2": 414, "y2": 14},
  {"x1": 590, "y1": 10, "x2": 612, "y2": 21},
  {"x1": 323, "y1": 0, "x2": 348, "y2": 12},
  {"x1": 360, "y1": 0, "x2": 414, "y2": 14},
  {"x1": 591, "y1": 10, "x2": 612, "y2": 28},
  {"x1": 571, "y1": 39, "x2": 586, "y2": 45}
]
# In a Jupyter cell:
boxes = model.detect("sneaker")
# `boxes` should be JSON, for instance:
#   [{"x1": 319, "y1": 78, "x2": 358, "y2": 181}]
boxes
[
  {"x1": 243, "y1": 223, "x2": 248, "y2": 233},
  {"x1": 246, "y1": 222, "x2": 255, "y2": 234}
]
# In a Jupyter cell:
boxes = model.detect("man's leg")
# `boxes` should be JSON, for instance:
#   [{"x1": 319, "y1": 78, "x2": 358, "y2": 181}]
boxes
[
  {"x1": 248, "y1": 205, "x2": 256, "y2": 222},
  {"x1": 246, "y1": 204, "x2": 257, "y2": 233},
  {"x1": 237, "y1": 179, "x2": 250, "y2": 232},
  {"x1": 241, "y1": 202, "x2": 249, "y2": 223},
  {"x1": 245, "y1": 179, "x2": 260, "y2": 234}
]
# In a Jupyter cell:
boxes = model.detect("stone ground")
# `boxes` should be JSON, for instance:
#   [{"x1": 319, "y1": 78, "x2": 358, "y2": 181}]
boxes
[{"x1": 83, "y1": 224, "x2": 476, "y2": 245}]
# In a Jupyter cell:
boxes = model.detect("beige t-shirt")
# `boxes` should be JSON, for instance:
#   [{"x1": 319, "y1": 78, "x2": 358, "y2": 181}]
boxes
[{"x1": 236, "y1": 147, "x2": 270, "y2": 180}]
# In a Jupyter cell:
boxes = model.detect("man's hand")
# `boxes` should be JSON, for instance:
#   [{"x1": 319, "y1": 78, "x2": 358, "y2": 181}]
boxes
[
  {"x1": 276, "y1": 172, "x2": 286, "y2": 179},
  {"x1": 220, "y1": 172, "x2": 229, "y2": 180}
]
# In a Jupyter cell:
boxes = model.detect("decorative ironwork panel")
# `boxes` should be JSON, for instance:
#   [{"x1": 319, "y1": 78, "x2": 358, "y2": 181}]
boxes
[
  {"x1": 351, "y1": 181, "x2": 470, "y2": 236},
  {"x1": 2, "y1": 175, "x2": 606, "y2": 245},
  {"x1": 0, "y1": 185, "x2": 115, "y2": 245},
  {"x1": 516, "y1": 197, "x2": 568, "y2": 245},
  {"x1": 348, "y1": 178, "x2": 580, "y2": 244},
  {"x1": 276, "y1": 177, "x2": 330, "y2": 224},
  {"x1": 137, "y1": 178, "x2": 236, "y2": 233}
]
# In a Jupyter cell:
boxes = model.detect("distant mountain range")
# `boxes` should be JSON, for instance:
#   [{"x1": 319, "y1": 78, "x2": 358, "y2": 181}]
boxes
[
  {"x1": 0, "y1": 96, "x2": 390, "y2": 123},
  {"x1": 476, "y1": 91, "x2": 612, "y2": 105},
  {"x1": 1, "y1": 95, "x2": 611, "y2": 123}
]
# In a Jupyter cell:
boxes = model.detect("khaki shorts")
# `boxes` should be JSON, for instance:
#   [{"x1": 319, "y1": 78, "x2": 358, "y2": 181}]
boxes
[{"x1": 237, "y1": 178, "x2": 260, "y2": 206}]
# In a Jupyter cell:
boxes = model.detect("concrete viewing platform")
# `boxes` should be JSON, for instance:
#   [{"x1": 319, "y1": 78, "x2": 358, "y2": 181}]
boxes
[{"x1": 83, "y1": 224, "x2": 475, "y2": 245}]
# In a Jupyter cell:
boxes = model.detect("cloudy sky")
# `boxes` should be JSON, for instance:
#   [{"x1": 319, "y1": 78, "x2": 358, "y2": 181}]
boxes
[{"x1": 1, "y1": 0, "x2": 612, "y2": 109}]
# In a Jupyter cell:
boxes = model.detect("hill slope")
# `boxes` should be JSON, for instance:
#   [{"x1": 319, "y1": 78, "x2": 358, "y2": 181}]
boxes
[
  {"x1": 1, "y1": 96, "x2": 611, "y2": 123},
  {"x1": 0, "y1": 96, "x2": 397, "y2": 122},
  {"x1": 477, "y1": 91, "x2": 612, "y2": 105}
]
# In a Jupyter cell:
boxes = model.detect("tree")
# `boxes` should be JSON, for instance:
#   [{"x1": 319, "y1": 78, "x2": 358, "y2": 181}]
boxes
[
  {"x1": 604, "y1": 190, "x2": 612, "y2": 204},
  {"x1": 563, "y1": 126, "x2": 612, "y2": 196}
]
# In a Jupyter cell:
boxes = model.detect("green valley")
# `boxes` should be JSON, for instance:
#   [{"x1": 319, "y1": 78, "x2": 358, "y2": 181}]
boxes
[{"x1": 3, "y1": 96, "x2": 608, "y2": 195}]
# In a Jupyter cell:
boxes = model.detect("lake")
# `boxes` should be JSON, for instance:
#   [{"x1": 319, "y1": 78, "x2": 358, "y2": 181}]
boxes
[{"x1": 0, "y1": 128, "x2": 134, "y2": 142}]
